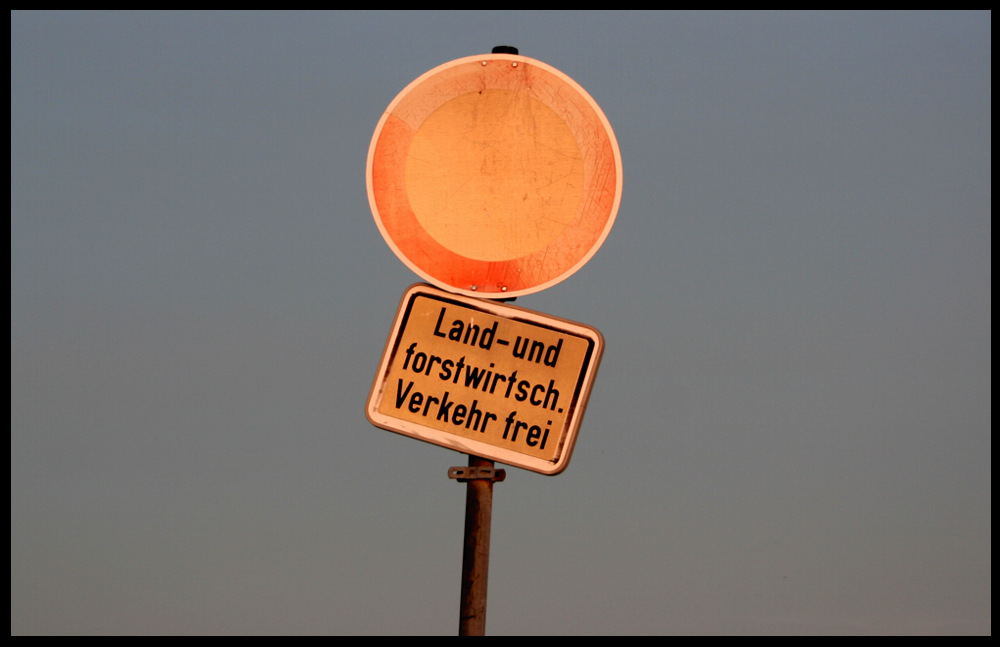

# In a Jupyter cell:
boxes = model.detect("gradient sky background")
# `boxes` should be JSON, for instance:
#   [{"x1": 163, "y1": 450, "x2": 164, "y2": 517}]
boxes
[{"x1": 11, "y1": 11, "x2": 990, "y2": 635}]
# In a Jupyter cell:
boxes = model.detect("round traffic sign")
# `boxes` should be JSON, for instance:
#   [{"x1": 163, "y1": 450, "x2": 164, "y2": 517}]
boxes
[{"x1": 366, "y1": 53, "x2": 622, "y2": 298}]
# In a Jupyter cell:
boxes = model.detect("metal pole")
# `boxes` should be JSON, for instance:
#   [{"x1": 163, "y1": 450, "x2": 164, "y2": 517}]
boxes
[
  {"x1": 450, "y1": 455, "x2": 505, "y2": 636},
  {"x1": 452, "y1": 45, "x2": 517, "y2": 637}
]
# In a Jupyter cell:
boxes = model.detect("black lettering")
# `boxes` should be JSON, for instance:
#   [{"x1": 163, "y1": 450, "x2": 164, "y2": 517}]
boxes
[
  {"x1": 511, "y1": 336, "x2": 556, "y2": 364},
  {"x1": 462, "y1": 322, "x2": 481, "y2": 346},
  {"x1": 439, "y1": 359, "x2": 454, "y2": 381},
  {"x1": 464, "y1": 365, "x2": 487, "y2": 389},
  {"x1": 425, "y1": 354, "x2": 442, "y2": 376},
  {"x1": 394, "y1": 379, "x2": 414, "y2": 409},
  {"x1": 436, "y1": 392, "x2": 453, "y2": 422},
  {"x1": 448, "y1": 320, "x2": 463, "y2": 342},
  {"x1": 489, "y1": 370, "x2": 507, "y2": 394},
  {"x1": 543, "y1": 380, "x2": 560, "y2": 411},
  {"x1": 503, "y1": 411, "x2": 517, "y2": 439},
  {"x1": 465, "y1": 400, "x2": 483, "y2": 430},
  {"x1": 408, "y1": 391, "x2": 423, "y2": 414},
  {"x1": 403, "y1": 343, "x2": 417, "y2": 370},
  {"x1": 422, "y1": 394, "x2": 439, "y2": 417},
  {"x1": 433, "y1": 308, "x2": 447, "y2": 338},
  {"x1": 452, "y1": 357, "x2": 466, "y2": 384},
  {"x1": 478, "y1": 321, "x2": 497, "y2": 349},
  {"x1": 544, "y1": 338, "x2": 562, "y2": 367},
  {"x1": 530, "y1": 383, "x2": 544, "y2": 406},
  {"x1": 504, "y1": 370, "x2": 518, "y2": 398}
]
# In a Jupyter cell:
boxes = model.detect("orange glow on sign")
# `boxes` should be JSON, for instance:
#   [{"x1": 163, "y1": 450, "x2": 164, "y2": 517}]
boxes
[{"x1": 367, "y1": 54, "x2": 622, "y2": 298}]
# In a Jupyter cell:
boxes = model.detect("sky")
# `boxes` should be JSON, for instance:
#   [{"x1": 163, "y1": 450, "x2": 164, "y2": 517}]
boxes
[{"x1": 10, "y1": 10, "x2": 991, "y2": 635}]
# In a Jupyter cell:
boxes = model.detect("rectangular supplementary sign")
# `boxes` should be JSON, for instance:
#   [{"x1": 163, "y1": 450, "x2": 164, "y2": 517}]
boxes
[{"x1": 366, "y1": 284, "x2": 604, "y2": 475}]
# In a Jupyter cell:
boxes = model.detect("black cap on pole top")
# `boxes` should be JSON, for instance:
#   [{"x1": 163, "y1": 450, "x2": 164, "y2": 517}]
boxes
[{"x1": 491, "y1": 45, "x2": 519, "y2": 55}]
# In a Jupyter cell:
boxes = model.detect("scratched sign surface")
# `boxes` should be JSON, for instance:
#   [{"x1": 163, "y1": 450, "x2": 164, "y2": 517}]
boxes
[
  {"x1": 366, "y1": 53, "x2": 622, "y2": 298},
  {"x1": 367, "y1": 284, "x2": 604, "y2": 474}
]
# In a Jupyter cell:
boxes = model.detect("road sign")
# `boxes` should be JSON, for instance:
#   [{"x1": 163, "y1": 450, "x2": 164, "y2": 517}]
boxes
[
  {"x1": 367, "y1": 284, "x2": 604, "y2": 475},
  {"x1": 367, "y1": 53, "x2": 623, "y2": 298}
]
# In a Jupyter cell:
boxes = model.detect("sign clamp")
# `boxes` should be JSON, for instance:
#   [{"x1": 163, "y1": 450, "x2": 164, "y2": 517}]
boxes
[{"x1": 448, "y1": 464, "x2": 507, "y2": 483}]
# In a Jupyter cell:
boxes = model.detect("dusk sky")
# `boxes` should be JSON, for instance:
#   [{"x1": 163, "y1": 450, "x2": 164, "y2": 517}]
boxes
[{"x1": 11, "y1": 11, "x2": 990, "y2": 634}]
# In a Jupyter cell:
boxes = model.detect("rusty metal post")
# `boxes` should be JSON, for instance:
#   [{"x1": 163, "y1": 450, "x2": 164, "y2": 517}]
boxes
[{"x1": 450, "y1": 455, "x2": 505, "y2": 636}]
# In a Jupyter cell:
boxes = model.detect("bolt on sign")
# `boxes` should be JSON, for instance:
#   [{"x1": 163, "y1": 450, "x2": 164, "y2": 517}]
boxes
[
  {"x1": 367, "y1": 52, "x2": 623, "y2": 299},
  {"x1": 367, "y1": 284, "x2": 604, "y2": 475}
]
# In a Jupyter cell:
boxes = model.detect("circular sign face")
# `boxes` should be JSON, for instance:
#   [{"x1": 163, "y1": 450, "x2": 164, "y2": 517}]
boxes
[{"x1": 366, "y1": 53, "x2": 622, "y2": 298}]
